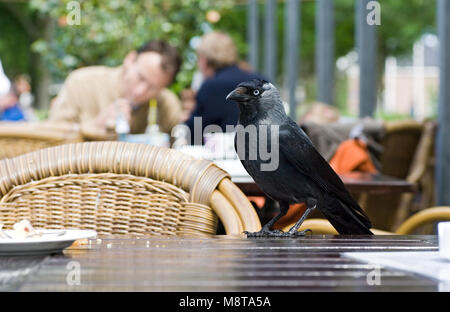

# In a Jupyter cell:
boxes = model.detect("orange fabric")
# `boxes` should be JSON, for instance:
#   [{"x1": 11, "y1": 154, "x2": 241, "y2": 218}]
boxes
[
  {"x1": 273, "y1": 203, "x2": 307, "y2": 230},
  {"x1": 248, "y1": 196, "x2": 265, "y2": 209},
  {"x1": 329, "y1": 139, "x2": 377, "y2": 174}
]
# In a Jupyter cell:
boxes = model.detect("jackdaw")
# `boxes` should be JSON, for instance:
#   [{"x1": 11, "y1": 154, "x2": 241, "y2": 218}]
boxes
[{"x1": 226, "y1": 79, "x2": 373, "y2": 236}]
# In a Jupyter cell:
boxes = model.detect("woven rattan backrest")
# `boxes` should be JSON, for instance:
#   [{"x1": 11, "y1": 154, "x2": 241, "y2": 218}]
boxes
[
  {"x1": 0, "y1": 122, "x2": 82, "y2": 160},
  {"x1": 380, "y1": 120, "x2": 423, "y2": 178},
  {"x1": 0, "y1": 142, "x2": 231, "y2": 237},
  {"x1": 0, "y1": 174, "x2": 217, "y2": 236},
  {"x1": 0, "y1": 138, "x2": 67, "y2": 160}
]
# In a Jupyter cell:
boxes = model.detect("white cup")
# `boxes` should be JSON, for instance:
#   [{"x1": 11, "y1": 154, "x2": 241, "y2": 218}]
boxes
[{"x1": 438, "y1": 222, "x2": 450, "y2": 261}]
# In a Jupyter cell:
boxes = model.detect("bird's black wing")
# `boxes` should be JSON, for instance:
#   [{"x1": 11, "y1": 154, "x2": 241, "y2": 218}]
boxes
[{"x1": 278, "y1": 119, "x2": 372, "y2": 228}]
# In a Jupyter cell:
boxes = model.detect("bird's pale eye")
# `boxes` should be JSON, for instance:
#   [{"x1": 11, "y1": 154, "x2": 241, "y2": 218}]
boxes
[{"x1": 253, "y1": 89, "x2": 260, "y2": 96}]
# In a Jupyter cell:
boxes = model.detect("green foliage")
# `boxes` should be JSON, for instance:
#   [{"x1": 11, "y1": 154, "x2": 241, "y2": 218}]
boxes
[
  {"x1": 0, "y1": 3, "x2": 31, "y2": 78},
  {"x1": 214, "y1": 4, "x2": 248, "y2": 62},
  {"x1": 0, "y1": 0, "x2": 438, "y2": 117},
  {"x1": 379, "y1": 0, "x2": 436, "y2": 57},
  {"x1": 34, "y1": 109, "x2": 49, "y2": 121},
  {"x1": 374, "y1": 111, "x2": 413, "y2": 121},
  {"x1": 27, "y1": 0, "x2": 234, "y2": 90}
]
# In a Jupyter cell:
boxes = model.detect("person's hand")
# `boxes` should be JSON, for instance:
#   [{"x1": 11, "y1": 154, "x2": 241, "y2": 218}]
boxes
[
  {"x1": 179, "y1": 88, "x2": 196, "y2": 123},
  {"x1": 95, "y1": 98, "x2": 132, "y2": 131},
  {"x1": 181, "y1": 88, "x2": 195, "y2": 100}
]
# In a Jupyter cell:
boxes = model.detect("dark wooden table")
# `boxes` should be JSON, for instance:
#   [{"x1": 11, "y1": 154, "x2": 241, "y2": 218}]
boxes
[
  {"x1": 235, "y1": 172, "x2": 416, "y2": 197},
  {"x1": 0, "y1": 235, "x2": 440, "y2": 292}
]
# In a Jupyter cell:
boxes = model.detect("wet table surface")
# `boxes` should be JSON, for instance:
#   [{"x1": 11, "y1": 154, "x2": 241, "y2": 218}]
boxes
[{"x1": 0, "y1": 235, "x2": 440, "y2": 292}]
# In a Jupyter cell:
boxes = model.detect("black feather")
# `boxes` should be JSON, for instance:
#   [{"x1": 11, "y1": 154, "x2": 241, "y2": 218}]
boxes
[
  {"x1": 279, "y1": 119, "x2": 372, "y2": 231},
  {"x1": 231, "y1": 80, "x2": 373, "y2": 235}
]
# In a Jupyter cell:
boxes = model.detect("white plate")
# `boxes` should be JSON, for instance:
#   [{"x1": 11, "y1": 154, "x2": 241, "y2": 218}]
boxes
[{"x1": 0, "y1": 229, "x2": 97, "y2": 256}]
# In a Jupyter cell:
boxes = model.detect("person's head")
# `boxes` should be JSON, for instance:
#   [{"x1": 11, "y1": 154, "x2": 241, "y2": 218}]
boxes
[
  {"x1": 197, "y1": 31, "x2": 238, "y2": 78},
  {"x1": 14, "y1": 75, "x2": 31, "y2": 94},
  {"x1": 121, "y1": 40, "x2": 181, "y2": 105}
]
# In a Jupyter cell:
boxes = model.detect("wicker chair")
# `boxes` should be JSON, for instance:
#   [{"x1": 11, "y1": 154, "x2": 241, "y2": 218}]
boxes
[
  {"x1": 0, "y1": 142, "x2": 260, "y2": 237},
  {"x1": 282, "y1": 218, "x2": 392, "y2": 235},
  {"x1": 0, "y1": 122, "x2": 82, "y2": 160},
  {"x1": 361, "y1": 120, "x2": 423, "y2": 231},
  {"x1": 392, "y1": 120, "x2": 437, "y2": 228},
  {"x1": 378, "y1": 120, "x2": 424, "y2": 178},
  {"x1": 283, "y1": 207, "x2": 450, "y2": 235},
  {"x1": 395, "y1": 206, "x2": 450, "y2": 235}
]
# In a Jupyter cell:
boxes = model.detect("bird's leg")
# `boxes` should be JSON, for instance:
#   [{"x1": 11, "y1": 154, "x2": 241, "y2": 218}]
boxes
[
  {"x1": 261, "y1": 198, "x2": 280, "y2": 224},
  {"x1": 261, "y1": 201, "x2": 288, "y2": 231},
  {"x1": 286, "y1": 198, "x2": 317, "y2": 236},
  {"x1": 245, "y1": 201, "x2": 289, "y2": 237}
]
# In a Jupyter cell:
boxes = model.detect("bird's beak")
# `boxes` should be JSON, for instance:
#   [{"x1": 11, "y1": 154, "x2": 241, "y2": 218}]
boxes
[{"x1": 226, "y1": 86, "x2": 248, "y2": 102}]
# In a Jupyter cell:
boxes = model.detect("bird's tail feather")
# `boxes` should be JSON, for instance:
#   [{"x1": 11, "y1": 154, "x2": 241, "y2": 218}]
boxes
[{"x1": 321, "y1": 196, "x2": 373, "y2": 235}]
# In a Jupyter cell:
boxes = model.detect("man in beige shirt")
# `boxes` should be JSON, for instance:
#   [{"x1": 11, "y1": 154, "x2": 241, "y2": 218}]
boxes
[{"x1": 50, "y1": 40, "x2": 182, "y2": 135}]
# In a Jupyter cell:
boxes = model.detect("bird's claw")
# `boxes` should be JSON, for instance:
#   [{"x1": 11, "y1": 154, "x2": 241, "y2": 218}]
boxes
[
  {"x1": 244, "y1": 229, "x2": 312, "y2": 238},
  {"x1": 244, "y1": 230, "x2": 283, "y2": 237},
  {"x1": 287, "y1": 229, "x2": 312, "y2": 236}
]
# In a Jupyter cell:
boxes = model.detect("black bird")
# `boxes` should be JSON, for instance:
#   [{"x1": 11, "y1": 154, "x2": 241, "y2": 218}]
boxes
[{"x1": 226, "y1": 79, "x2": 373, "y2": 236}]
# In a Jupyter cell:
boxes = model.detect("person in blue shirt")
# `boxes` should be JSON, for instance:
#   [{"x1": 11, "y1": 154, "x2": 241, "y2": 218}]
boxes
[{"x1": 184, "y1": 31, "x2": 266, "y2": 144}]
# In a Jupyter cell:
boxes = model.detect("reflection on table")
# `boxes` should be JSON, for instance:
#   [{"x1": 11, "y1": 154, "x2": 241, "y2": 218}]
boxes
[{"x1": 0, "y1": 235, "x2": 439, "y2": 292}]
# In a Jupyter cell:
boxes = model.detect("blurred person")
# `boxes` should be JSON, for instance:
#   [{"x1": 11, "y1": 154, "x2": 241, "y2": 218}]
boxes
[
  {"x1": 299, "y1": 101, "x2": 340, "y2": 125},
  {"x1": 14, "y1": 75, "x2": 36, "y2": 121},
  {"x1": 179, "y1": 88, "x2": 196, "y2": 123},
  {"x1": 50, "y1": 40, "x2": 182, "y2": 134},
  {"x1": 184, "y1": 31, "x2": 266, "y2": 144},
  {"x1": 0, "y1": 85, "x2": 25, "y2": 121},
  {"x1": 237, "y1": 60, "x2": 253, "y2": 73},
  {"x1": 179, "y1": 60, "x2": 255, "y2": 124},
  {"x1": 0, "y1": 59, "x2": 11, "y2": 97}
]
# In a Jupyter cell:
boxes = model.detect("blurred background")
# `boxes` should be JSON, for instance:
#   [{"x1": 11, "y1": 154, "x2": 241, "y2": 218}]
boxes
[
  {"x1": 0, "y1": 0, "x2": 437, "y2": 119},
  {"x1": 2, "y1": 0, "x2": 450, "y2": 233}
]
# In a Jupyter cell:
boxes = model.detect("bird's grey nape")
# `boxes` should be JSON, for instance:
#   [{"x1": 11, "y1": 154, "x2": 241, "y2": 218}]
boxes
[
  {"x1": 262, "y1": 82, "x2": 274, "y2": 90},
  {"x1": 259, "y1": 83, "x2": 284, "y2": 112}
]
